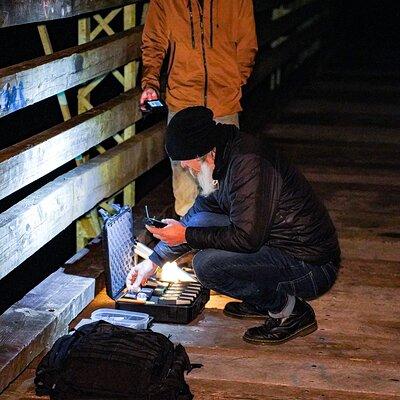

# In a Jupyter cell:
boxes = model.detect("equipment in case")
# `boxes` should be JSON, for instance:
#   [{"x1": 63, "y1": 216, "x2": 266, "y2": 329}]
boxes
[{"x1": 102, "y1": 206, "x2": 210, "y2": 324}]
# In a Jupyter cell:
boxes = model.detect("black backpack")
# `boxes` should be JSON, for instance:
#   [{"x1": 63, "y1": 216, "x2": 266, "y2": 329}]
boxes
[{"x1": 35, "y1": 320, "x2": 199, "y2": 400}]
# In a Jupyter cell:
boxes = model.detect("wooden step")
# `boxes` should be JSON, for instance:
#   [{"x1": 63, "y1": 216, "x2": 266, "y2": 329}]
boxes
[
  {"x1": 319, "y1": 68, "x2": 400, "y2": 82},
  {"x1": 300, "y1": 80, "x2": 400, "y2": 103},
  {"x1": 301, "y1": 165, "x2": 400, "y2": 187},
  {"x1": 185, "y1": 351, "x2": 400, "y2": 398},
  {"x1": 263, "y1": 124, "x2": 400, "y2": 145},
  {"x1": 283, "y1": 99, "x2": 400, "y2": 119},
  {"x1": 274, "y1": 141, "x2": 400, "y2": 169}
]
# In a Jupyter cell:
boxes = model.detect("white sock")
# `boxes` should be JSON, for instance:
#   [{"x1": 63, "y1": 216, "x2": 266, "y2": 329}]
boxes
[{"x1": 268, "y1": 295, "x2": 296, "y2": 319}]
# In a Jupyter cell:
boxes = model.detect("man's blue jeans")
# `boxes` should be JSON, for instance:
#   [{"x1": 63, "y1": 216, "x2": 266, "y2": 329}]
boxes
[{"x1": 154, "y1": 212, "x2": 339, "y2": 314}]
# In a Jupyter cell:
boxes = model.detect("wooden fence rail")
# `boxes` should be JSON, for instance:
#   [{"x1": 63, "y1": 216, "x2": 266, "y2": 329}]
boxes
[
  {"x1": 0, "y1": 26, "x2": 142, "y2": 118},
  {"x1": 0, "y1": 89, "x2": 141, "y2": 200},
  {"x1": 0, "y1": 0, "x2": 141, "y2": 28}
]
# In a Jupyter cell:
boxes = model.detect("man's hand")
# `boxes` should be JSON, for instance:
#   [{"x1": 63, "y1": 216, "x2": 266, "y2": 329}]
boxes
[
  {"x1": 146, "y1": 219, "x2": 187, "y2": 247},
  {"x1": 140, "y1": 88, "x2": 159, "y2": 111},
  {"x1": 126, "y1": 259, "x2": 158, "y2": 292}
]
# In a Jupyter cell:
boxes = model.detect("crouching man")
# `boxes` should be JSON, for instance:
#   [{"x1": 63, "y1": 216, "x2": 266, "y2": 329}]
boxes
[{"x1": 127, "y1": 107, "x2": 341, "y2": 345}]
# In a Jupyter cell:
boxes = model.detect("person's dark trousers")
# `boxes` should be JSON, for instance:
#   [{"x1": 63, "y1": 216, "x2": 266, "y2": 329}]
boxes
[{"x1": 162, "y1": 211, "x2": 339, "y2": 314}]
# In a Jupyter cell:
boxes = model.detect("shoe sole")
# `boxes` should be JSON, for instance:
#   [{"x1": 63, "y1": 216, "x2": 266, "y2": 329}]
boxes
[
  {"x1": 223, "y1": 309, "x2": 268, "y2": 320},
  {"x1": 242, "y1": 321, "x2": 318, "y2": 345}
]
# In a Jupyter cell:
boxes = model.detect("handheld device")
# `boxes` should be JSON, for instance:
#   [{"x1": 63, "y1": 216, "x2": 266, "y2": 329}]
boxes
[
  {"x1": 144, "y1": 206, "x2": 167, "y2": 228},
  {"x1": 142, "y1": 99, "x2": 167, "y2": 114}
]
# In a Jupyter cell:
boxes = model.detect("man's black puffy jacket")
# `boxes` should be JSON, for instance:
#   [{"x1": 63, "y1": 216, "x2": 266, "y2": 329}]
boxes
[{"x1": 183, "y1": 127, "x2": 340, "y2": 264}]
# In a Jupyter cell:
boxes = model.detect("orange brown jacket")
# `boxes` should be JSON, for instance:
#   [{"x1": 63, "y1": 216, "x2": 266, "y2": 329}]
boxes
[{"x1": 141, "y1": 0, "x2": 258, "y2": 117}]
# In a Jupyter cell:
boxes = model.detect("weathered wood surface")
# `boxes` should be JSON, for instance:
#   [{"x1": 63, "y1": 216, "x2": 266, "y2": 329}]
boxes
[
  {"x1": 284, "y1": 99, "x2": 400, "y2": 118},
  {"x1": 2, "y1": 226, "x2": 400, "y2": 398},
  {"x1": 0, "y1": 26, "x2": 142, "y2": 118},
  {"x1": 301, "y1": 80, "x2": 400, "y2": 103},
  {"x1": 0, "y1": 180, "x2": 173, "y2": 395},
  {"x1": 0, "y1": 0, "x2": 143, "y2": 28},
  {"x1": 0, "y1": 122, "x2": 166, "y2": 280},
  {"x1": 0, "y1": 240, "x2": 102, "y2": 393},
  {"x1": 276, "y1": 97, "x2": 400, "y2": 128},
  {"x1": 0, "y1": 89, "x2": 140, "y2": 200},
  {"x1": 276, "y1": 141, "x2": 400, "y2": 169},
  {"x1": 301, "y1": 165, "x2": 400, "y2": 187},
  {"x1": 264, "y1": 124, "x2": 400, "y2": 145}
]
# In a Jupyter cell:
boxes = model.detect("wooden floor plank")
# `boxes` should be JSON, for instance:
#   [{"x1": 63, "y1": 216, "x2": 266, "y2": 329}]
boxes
[
  {"x1": 301, "y1": 165, "x2": 400, "y2": 187},
  {"x1": 314, "y1": 182, "x2": 400, "y2": 216},
  {"x1": 185, "y1": 351, "x2": 400, "y2": 397},
  {"x1": 264, "y1": 123, "x2": 400, "y2": 145},
  {"x1": 284, "y1": 99, "x2": 400, "y2": 118},
  {"x1": 275, "y1": 141, "x2": 400, "y2": 169},
  {"x1": 188, "y1": 379, "x2": 400, "y2": 400}
]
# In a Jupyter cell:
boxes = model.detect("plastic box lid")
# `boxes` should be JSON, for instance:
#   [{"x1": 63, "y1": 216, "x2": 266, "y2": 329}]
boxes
[{"x1": 91, "y1": 308, "x2": 150, "y2": 329}]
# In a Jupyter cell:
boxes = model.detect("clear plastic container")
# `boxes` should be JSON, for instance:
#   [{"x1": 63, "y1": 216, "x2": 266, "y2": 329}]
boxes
[{"x1": 91, "y1": 308, "x2": 150, "y2": 329}]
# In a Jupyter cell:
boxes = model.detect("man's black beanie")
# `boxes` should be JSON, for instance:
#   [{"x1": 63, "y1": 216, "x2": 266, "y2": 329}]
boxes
[{"x1": 166, "y1": 106, "x2": 218, "y2": 161}]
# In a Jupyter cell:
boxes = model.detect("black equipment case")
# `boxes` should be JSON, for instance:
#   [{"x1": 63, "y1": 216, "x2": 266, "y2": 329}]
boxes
[{"x1": 102, "y1": 206, "x2": 210, "y2": 324}]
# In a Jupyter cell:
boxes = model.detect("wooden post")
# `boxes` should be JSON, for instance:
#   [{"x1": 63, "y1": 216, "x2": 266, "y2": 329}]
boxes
[
  {"x1": 37, "y1": 25, "x2": 72, "y2": 122},
  {"x1": 77, "y1": 16, "x2": 94, "y2": 249},
  {"x1": 123, "y1": 4, "x2": 137, "y2": 207},
  {"x1": 74, "y1": 5, "x2": 143, "y2": 249}
]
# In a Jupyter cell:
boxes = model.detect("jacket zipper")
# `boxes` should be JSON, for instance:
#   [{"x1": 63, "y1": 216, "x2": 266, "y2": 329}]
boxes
[
  {"x1": 210, "y1": 0, "x2": 214, "y2": 48},
  {"x1": 198, "y1": 3, "x2": 208, "y2": 107},
  {"x1": 188, "y1": 0, "x2": 195, "y2": 48}
]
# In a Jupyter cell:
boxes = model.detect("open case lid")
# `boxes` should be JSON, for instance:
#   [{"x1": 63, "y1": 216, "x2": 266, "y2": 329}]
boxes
[{"x1": 102, "y1": 206, "x2": 134, "y2": 300}]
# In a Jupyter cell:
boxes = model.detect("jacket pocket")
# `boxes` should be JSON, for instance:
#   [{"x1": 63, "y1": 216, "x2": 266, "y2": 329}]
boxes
[{"x1": 277, "y1": 271, "x2": 318, "y2": 300}]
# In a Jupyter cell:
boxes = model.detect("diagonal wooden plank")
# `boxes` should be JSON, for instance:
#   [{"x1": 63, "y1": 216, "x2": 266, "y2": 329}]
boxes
[
  {"x1": 0, "y1": 89, "x2": 141, "y2": 200},
  {"x1": 0, "y1": 26, "x2": 142, "y2": 118}
]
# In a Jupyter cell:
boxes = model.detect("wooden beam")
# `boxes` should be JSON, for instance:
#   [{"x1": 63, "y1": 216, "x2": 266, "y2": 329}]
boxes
[
  {"x1": 0, "y1": 26, "x2": 142, "y2": 118},
  {"x1": 0, "y1": 90, "x2": 141, "y2": 201},
  {"x1": 0, "y1": 122, "x2": 166, "y2": 280},
  {"x1": 0, "y1": 0, "x2": 144, "y2": 28},
  {"x1": 123, "y1": 3, "x2": 138, "y2": 207}
]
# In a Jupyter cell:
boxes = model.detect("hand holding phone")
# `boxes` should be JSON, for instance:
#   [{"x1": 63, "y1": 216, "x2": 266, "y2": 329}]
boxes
[
  {"x1": 142, "y1": 99, "x2": 168, "y2": 114},
  {"x1": 144, "y1": 206, "x2": 167, "y2": 228}
]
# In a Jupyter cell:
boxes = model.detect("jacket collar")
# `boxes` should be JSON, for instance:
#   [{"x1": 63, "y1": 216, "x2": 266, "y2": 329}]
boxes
[{"x1": 212, "y1": 125, "x2": 239, "y2": 181}]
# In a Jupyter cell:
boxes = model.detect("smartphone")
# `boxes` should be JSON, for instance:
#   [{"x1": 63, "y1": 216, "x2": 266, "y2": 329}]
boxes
[
  {"x1": 143, "y1": 99, "x2": 167, "y2": 113},
  {"x1": 144, "y1": 206, "x2": 167, "y2": 228}
]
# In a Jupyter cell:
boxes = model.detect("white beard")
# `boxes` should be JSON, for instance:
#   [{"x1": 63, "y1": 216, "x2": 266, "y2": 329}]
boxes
[{"x1": 197, "y1": 161, "x2": 218, "y2": 197}]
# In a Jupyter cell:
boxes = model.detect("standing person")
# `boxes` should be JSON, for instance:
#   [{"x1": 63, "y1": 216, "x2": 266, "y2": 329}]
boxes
[{"x1": 140, "y1": 0, "x2": 258, "y2": 216}]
